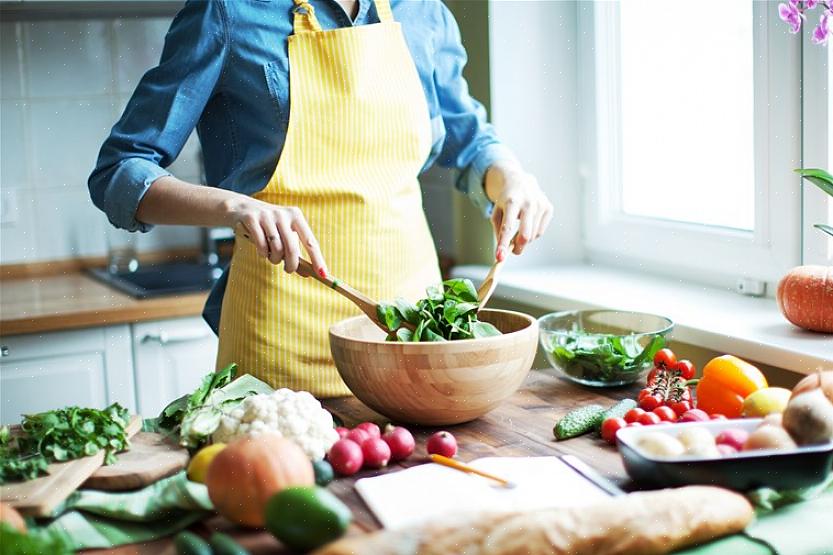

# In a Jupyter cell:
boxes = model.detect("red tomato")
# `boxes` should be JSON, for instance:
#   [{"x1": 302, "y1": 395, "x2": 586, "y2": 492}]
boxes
[
  {"x1": 638, "y1": 394, "x2": 662, "y2": 411},
  {"x1": 652, "y1": 406, "x2": 677, "y2": 422},
  {"x1": 646, "y1": 368, "x2": 659, "y2": 385},
  {"x1": 623, "y1": 408, "x2": 646, "y2": 423},
  {"x1": 669, "y1": 400, "x2": 692, "y2": 416},
  {"x1": 710, "y1": 413, "x2": 728, "y2": 420},
  {"x1": 638, "y1": 388, "x2": 652, "y2": 401},
  {"x1": 674, "y1": 360, "x2": 696, "y2": 380},
  {"x1": 653, "y1": 348, "x2": 677, "y2": 369},
  {"x1": 600, "y1": 417, "x2": 628, "y2": 444},
  {"x1": 679, "y1": 409, "x2": 710, "y2": 423},
  {"x1": 637, "y1": 412, "x2": 662, "y2": 426}
]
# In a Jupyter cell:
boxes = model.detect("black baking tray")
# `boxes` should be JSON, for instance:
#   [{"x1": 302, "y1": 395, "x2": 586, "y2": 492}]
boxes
[{"x1": 617, "y1": 419, "x2": 833, "y2": 491}]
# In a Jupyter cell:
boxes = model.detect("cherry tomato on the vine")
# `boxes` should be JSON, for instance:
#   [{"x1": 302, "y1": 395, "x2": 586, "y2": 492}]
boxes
[
  {"x1": 653, "y1": 348, "x2": 677, "y2": 369},
  {"x1": 669, "y1": 400, "x2": 692, "y2": 416},
  {"x1": 600, "y1": 417, "x2": 628, "y2": 444},
  {"x1": 623, "y1": 408, "x2": 646, "y2": 423},
  {"x1": 638, "y1": 394, "x2": 662, "y2": 412},
  {"x1": 652, "y1": 406, "x2": 677, "y2": 422},
  {"x1": 637, "y1": 412, "x2": 662, "y2": 426},
  {"x1": 638, "y1": 388, "x2": 652, "y2": 401},
  {"x1": 674, "y1": 360, "x2": 696, "y2": 380}
]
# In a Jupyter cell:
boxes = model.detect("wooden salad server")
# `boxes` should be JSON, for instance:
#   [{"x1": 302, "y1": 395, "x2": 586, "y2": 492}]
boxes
[
  {"x1": 476, "y1": 257, "x2": 504, "y2": 311},
  {"x1": 296, "y1": 259, "x2": 415, "y2": 334}
]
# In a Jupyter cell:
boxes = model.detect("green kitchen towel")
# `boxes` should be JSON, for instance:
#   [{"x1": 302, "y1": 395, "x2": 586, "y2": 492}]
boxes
[
  {"x1": 27, "y1": 471, "x2": 212, "y2": 551},
  {"x1": 676, "y1": 475, "x2": 833, "y2": 555}
]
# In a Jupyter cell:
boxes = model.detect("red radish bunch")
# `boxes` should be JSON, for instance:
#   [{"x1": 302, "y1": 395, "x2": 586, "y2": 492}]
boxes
[{"x1": 327, "y1": 422, "x2": 416, "y2": 476}]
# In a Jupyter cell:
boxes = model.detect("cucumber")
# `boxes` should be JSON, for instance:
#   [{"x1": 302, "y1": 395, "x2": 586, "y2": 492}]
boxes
[
  {"x1": 265, "y1": 486, "x2": 352, "y2": 552},
  {"x1": 553, "y1": 404, "x2": 606, "y2": 440},
  {"x1": 313, "y1": 459, "x2": 335, "y2": 487},
  {"x1": 594, "y1": 398, "x2": 638, "y2": 433},
  {"x1": 174, "y1": 531, "x2": 212, "y2": 555},
  {"x1": 209, "y1": 532, "x2": 249, "y2": 555}
]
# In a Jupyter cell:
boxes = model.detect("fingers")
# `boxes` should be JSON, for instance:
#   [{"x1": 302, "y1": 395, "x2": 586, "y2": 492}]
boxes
[
  {"x1": 536, "y1": 200, "x2": 554, "y2": 239},
  {"x1": 275, "y1": 211, "x2": 300, "y2": 273},
  {"x1": 495, "y1": 200, "x2": 520, "y2": 262},
  {"x1": 240, "y1": 216, "x2": 268, "y2": 258},
  {"x1": 260, "y1": 214, "x2": 284, "y2": 266},
  {"x1": 290, "y1": 208, "x2": 329, "y2": 278}
]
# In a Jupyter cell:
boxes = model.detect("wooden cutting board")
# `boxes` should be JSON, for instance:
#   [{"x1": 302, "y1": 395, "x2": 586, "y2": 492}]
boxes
[
  {"x1": 0, "y1": 415, "x2": 141, "y2": 517},
  {"x1": 83, "y1": 431, "x2": 189, "y2": 491}
]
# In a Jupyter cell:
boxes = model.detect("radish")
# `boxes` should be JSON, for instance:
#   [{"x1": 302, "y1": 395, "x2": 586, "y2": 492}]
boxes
[
  {"x1": 335, "y1": 427, "x2": 350, "y2": 439},
  {"x1": 328, "y1": 439, "x2": 363, "y2": 476},
  {"x1": 361, "y1": 438, "x2": 391, "y2": 469},
  {"x1": 679, "y1": 409, "x2": 710, "y2": 423},
  {"x1": 355, "y1": 422, "x2": 381, "y2": 439},
  {"x1": 715, "y1": 428, "x2": 749, "y2": 451},
  {"x1": 346, "y1": 428, "x2": 370, "y2": 446},
  {"x1": 382, "y1": 425, "x2": 415, "y2": 462},
  {"x1": 426, "y1": 431, "x2": 457, "y2": 458},
  {"x1": 716, "y1": 444, "x2": 739, "y2": 456}
]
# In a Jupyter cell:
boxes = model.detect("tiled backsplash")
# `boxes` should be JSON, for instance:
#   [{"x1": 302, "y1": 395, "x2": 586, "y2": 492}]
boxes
[{"x1": 0, "y1": 16, "x2": 202, "y2": 265}]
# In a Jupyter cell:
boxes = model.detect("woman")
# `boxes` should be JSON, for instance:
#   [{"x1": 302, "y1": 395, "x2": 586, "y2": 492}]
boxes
[{"x1": 89, "y1": 0, "x2": 552, "y2": 397}]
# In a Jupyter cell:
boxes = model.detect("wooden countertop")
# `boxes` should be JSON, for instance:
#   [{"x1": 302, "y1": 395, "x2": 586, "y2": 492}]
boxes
[
  {"x1": 0, "y1": 272, "x2": 208, "y2": 336},
  {"x1": 88, "y1": 372, "x2": 637, "y2": 555}
]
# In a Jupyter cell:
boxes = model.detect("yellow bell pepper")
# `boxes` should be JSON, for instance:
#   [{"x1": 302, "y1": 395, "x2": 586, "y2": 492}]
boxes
[{"x1": 696, "y1": 355, "x2": 768, "y2": 418}]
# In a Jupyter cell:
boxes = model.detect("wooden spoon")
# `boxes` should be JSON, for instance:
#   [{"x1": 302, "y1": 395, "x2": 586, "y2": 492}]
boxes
[
  {"x1": 296, "y1": 259, "x2": 414, "y2": 334},
  {"x1": 476, "y1": 257, "x2": 504, "y2": 311}
]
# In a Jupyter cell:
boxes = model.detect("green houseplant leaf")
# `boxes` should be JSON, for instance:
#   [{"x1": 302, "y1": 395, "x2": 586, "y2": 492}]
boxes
[
  {"x1": 815, "y1": 224, "x2": 833, "y2": 238},
  {"x1": 795, "y1": 168, "x2": 833, "y2": 198}
]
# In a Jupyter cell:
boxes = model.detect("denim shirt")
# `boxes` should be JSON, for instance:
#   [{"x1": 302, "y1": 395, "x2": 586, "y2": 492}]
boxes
[{"x1": 88, "y1": 0, "x2": 516, "y2": 333}]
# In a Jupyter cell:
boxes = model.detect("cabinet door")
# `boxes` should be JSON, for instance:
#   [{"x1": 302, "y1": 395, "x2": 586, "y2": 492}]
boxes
[
  {"x1": 132, "y1": 317, "x2": 218, "y2": 417},
  {"x1": 0, "y1": 325, "x2": 135, "y2": 425}
]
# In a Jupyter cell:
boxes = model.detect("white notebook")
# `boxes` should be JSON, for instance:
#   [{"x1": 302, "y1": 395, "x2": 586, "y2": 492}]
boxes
[{"x1": 355, "y1": 456, "x2": 612, "y2": 529}]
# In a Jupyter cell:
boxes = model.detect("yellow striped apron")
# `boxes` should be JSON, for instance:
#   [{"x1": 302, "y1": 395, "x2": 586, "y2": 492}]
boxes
[{"x1": 215, "y1": 0, "x2": 441, "y2": 396}]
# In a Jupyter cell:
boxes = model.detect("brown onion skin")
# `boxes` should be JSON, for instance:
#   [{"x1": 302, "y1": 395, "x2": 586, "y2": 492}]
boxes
[
  {"x1": 777, "y1": 265, "x2": 833, "y2": 333},
  {"x1": 791, "y1": 371, "x2": 833, "y2": 403}
]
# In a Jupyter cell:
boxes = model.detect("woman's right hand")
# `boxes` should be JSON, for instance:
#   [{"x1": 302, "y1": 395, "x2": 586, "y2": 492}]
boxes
[{"x1": 227, "y1": 195, "x2": 328, "y2": 276}]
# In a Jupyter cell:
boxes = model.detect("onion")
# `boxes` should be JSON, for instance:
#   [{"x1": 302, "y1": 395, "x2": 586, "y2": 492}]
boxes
[{"x1": 791, "y1": 371, "x2": 833, "y2": 404}]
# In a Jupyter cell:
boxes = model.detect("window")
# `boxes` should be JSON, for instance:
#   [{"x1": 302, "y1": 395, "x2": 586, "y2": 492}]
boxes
[{"x1": 578, "y1": 1, "x2": 803, "y2": 290}]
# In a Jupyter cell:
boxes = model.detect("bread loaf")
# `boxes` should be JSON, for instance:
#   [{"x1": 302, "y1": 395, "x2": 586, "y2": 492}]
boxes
[{"x1": 314, "y1": 485, "x2": 753, "y2": 555}]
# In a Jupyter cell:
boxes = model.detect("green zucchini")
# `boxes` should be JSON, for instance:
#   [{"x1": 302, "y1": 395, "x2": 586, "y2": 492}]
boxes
[
  {"x1": 210, "y1": 532, "x2": 249, "y2": 555},
  {"x1": 174, "y1": 531, "x2": 212, "y2": 555},
  {"x1": 594, "y1": 399, "x2": 638, "y2": 433},
  {"x1": 553, "y1": 404, "x2": 606, "y2": 440}
]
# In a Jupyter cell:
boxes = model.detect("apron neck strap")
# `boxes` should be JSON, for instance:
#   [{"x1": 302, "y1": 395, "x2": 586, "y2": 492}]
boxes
[
  {"x1": 374, "y1": 0, "x2": 394, "y2": 23},
  {"x1": 292, "y1": 0, "x2": 323, "y2": 34}
]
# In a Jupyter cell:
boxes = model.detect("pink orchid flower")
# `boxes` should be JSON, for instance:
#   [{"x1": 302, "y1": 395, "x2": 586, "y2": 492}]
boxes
[
  {"x1": 811, "y1": 10, "x2": 831, "y2": 44},
  {"x1": 779, "y1": 2, "x2": 804, "y2": 33}
]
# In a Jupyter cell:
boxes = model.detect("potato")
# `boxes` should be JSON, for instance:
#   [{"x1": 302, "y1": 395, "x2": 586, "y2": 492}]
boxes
[
  {"x1": 782, "y1": 389, "x2": 833, "y2": 446},
  {"x1": 678, "y1": 427, "x2": 719, "y2": 457},
  {"x1": 635, "y1": 432, "x2": 685, "y2": 458},
  {"x1": 742, "y1": 424, "x2": 796, "y2": 451}
]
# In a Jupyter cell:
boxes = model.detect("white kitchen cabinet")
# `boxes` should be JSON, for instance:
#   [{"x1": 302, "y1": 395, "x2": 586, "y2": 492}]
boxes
[
  {"x1": 132, "y1": 316, "x2": 218, "y2": 418},
  {"x1": 0, "y1": 325, "x2": 136, "y2": 424}
]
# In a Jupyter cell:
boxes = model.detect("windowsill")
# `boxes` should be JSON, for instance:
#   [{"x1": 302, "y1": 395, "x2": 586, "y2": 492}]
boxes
[{"x1": 452, "y1": 263, "x2": 832, "y2": 375}]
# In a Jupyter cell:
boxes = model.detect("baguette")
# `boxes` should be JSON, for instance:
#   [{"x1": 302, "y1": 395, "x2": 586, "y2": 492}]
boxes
[{"x1": 314, "y1": 485, "x2": 753, "y2": 555}]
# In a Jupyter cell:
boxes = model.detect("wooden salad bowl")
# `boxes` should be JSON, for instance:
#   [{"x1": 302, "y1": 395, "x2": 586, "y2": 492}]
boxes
[{"x1": 329, "y1": 309, "x2": 539, "y2": 425}]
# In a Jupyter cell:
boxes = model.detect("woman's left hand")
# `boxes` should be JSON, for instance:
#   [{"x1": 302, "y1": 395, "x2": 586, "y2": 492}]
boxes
[{"x1": 485, "y1": 160, "x2": 553, "y2": 262}]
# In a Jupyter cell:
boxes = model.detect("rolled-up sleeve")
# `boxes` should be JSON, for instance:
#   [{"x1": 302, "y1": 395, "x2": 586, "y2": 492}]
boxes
[
  {"x1": 432, "y1": 2, "x2": 518, "y2": 218},
  {"x1": 88, "y1": 0, "x2": 229, "y2": 232}
]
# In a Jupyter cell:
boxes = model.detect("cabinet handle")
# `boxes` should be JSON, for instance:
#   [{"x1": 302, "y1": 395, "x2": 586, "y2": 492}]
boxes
[
  {"x1": 1, "y1": 346, "x2": 8, "y2": 357},
  {"x1": 141, "y1": 329, "x2": 211, "y2": 345}
]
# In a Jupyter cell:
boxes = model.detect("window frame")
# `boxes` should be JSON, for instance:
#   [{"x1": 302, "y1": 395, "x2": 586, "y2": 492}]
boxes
[{"x1": 577, "y1": 1, "x2": 802, "y2": 291}]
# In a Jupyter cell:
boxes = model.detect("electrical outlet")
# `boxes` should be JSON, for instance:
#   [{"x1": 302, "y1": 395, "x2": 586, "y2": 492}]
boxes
[
  {"x1": 735, "y1": 277, "x2": 766, "y2": 297},
  {"x1": 0, "y1": 189, "x2": 19, "y2": 225}
]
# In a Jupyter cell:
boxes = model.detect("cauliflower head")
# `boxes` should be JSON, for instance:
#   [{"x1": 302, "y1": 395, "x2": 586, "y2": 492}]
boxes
[{"x1": 212, "y1": 389, "x2": 340, "y2": 460}]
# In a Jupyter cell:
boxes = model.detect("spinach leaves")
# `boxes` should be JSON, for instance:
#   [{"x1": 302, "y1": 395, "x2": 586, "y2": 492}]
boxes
[
  {"x1": 0, "y1": 403, "x2": 130, "y2": 484},
  {"x1": 549, "y1": 333, "x2": 665, "y2": 383},
  {"x1": 377, "y1": 278, "x2": 502, "y2": 342}
]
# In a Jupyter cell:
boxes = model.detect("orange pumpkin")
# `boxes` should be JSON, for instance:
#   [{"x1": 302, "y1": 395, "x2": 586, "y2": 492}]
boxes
[
  {"x1": 776, "y1": 265, "x2": 833, "y2": 333},
  {"x1": 0, "y1": 502, "x2": 27, "y2": 533},
  {"x1": 205, "y1": 432, "x2": 313, "y2": 528}
]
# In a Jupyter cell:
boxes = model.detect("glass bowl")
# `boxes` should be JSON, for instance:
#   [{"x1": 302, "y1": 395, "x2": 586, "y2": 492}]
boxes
[{"x1": 538, "y1": 310, "x2": 674, "y2": 387}]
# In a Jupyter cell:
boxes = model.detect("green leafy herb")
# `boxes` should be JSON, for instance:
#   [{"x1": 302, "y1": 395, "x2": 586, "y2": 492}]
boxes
[
  {"x1": 157, "y1": 363, "x2": 273, "y2": 449},
  {"x1": 376, "y1": 278, "x2": 502, "y2": 342},
  {"x1": 548, "y1": 333, "x2": 665, "y2": 383},
  {"x1": 0, "y1": 523, "x2": 74, "y2": 555},
  {"x1": 0, "y1": 403, "x2": 130, "y2": 484}
]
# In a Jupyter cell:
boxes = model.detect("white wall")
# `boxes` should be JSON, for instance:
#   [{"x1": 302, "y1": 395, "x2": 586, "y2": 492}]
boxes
[
  {"x1": 488, "y1": 0, "x2": 581, "y2": 266},
  {"x1": 0, "y1": 16, "x2": 201, "y2": 265}
]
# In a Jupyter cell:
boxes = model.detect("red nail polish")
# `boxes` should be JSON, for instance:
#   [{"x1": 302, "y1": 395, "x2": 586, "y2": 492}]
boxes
[{"x1": 318, "y1": 268, "x2": 327, "y2": 278}]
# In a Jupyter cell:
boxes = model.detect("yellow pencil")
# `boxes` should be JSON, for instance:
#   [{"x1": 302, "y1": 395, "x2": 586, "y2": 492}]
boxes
[{"x1": 429, "y1": 454, "x2": 516, "y2": 488}]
